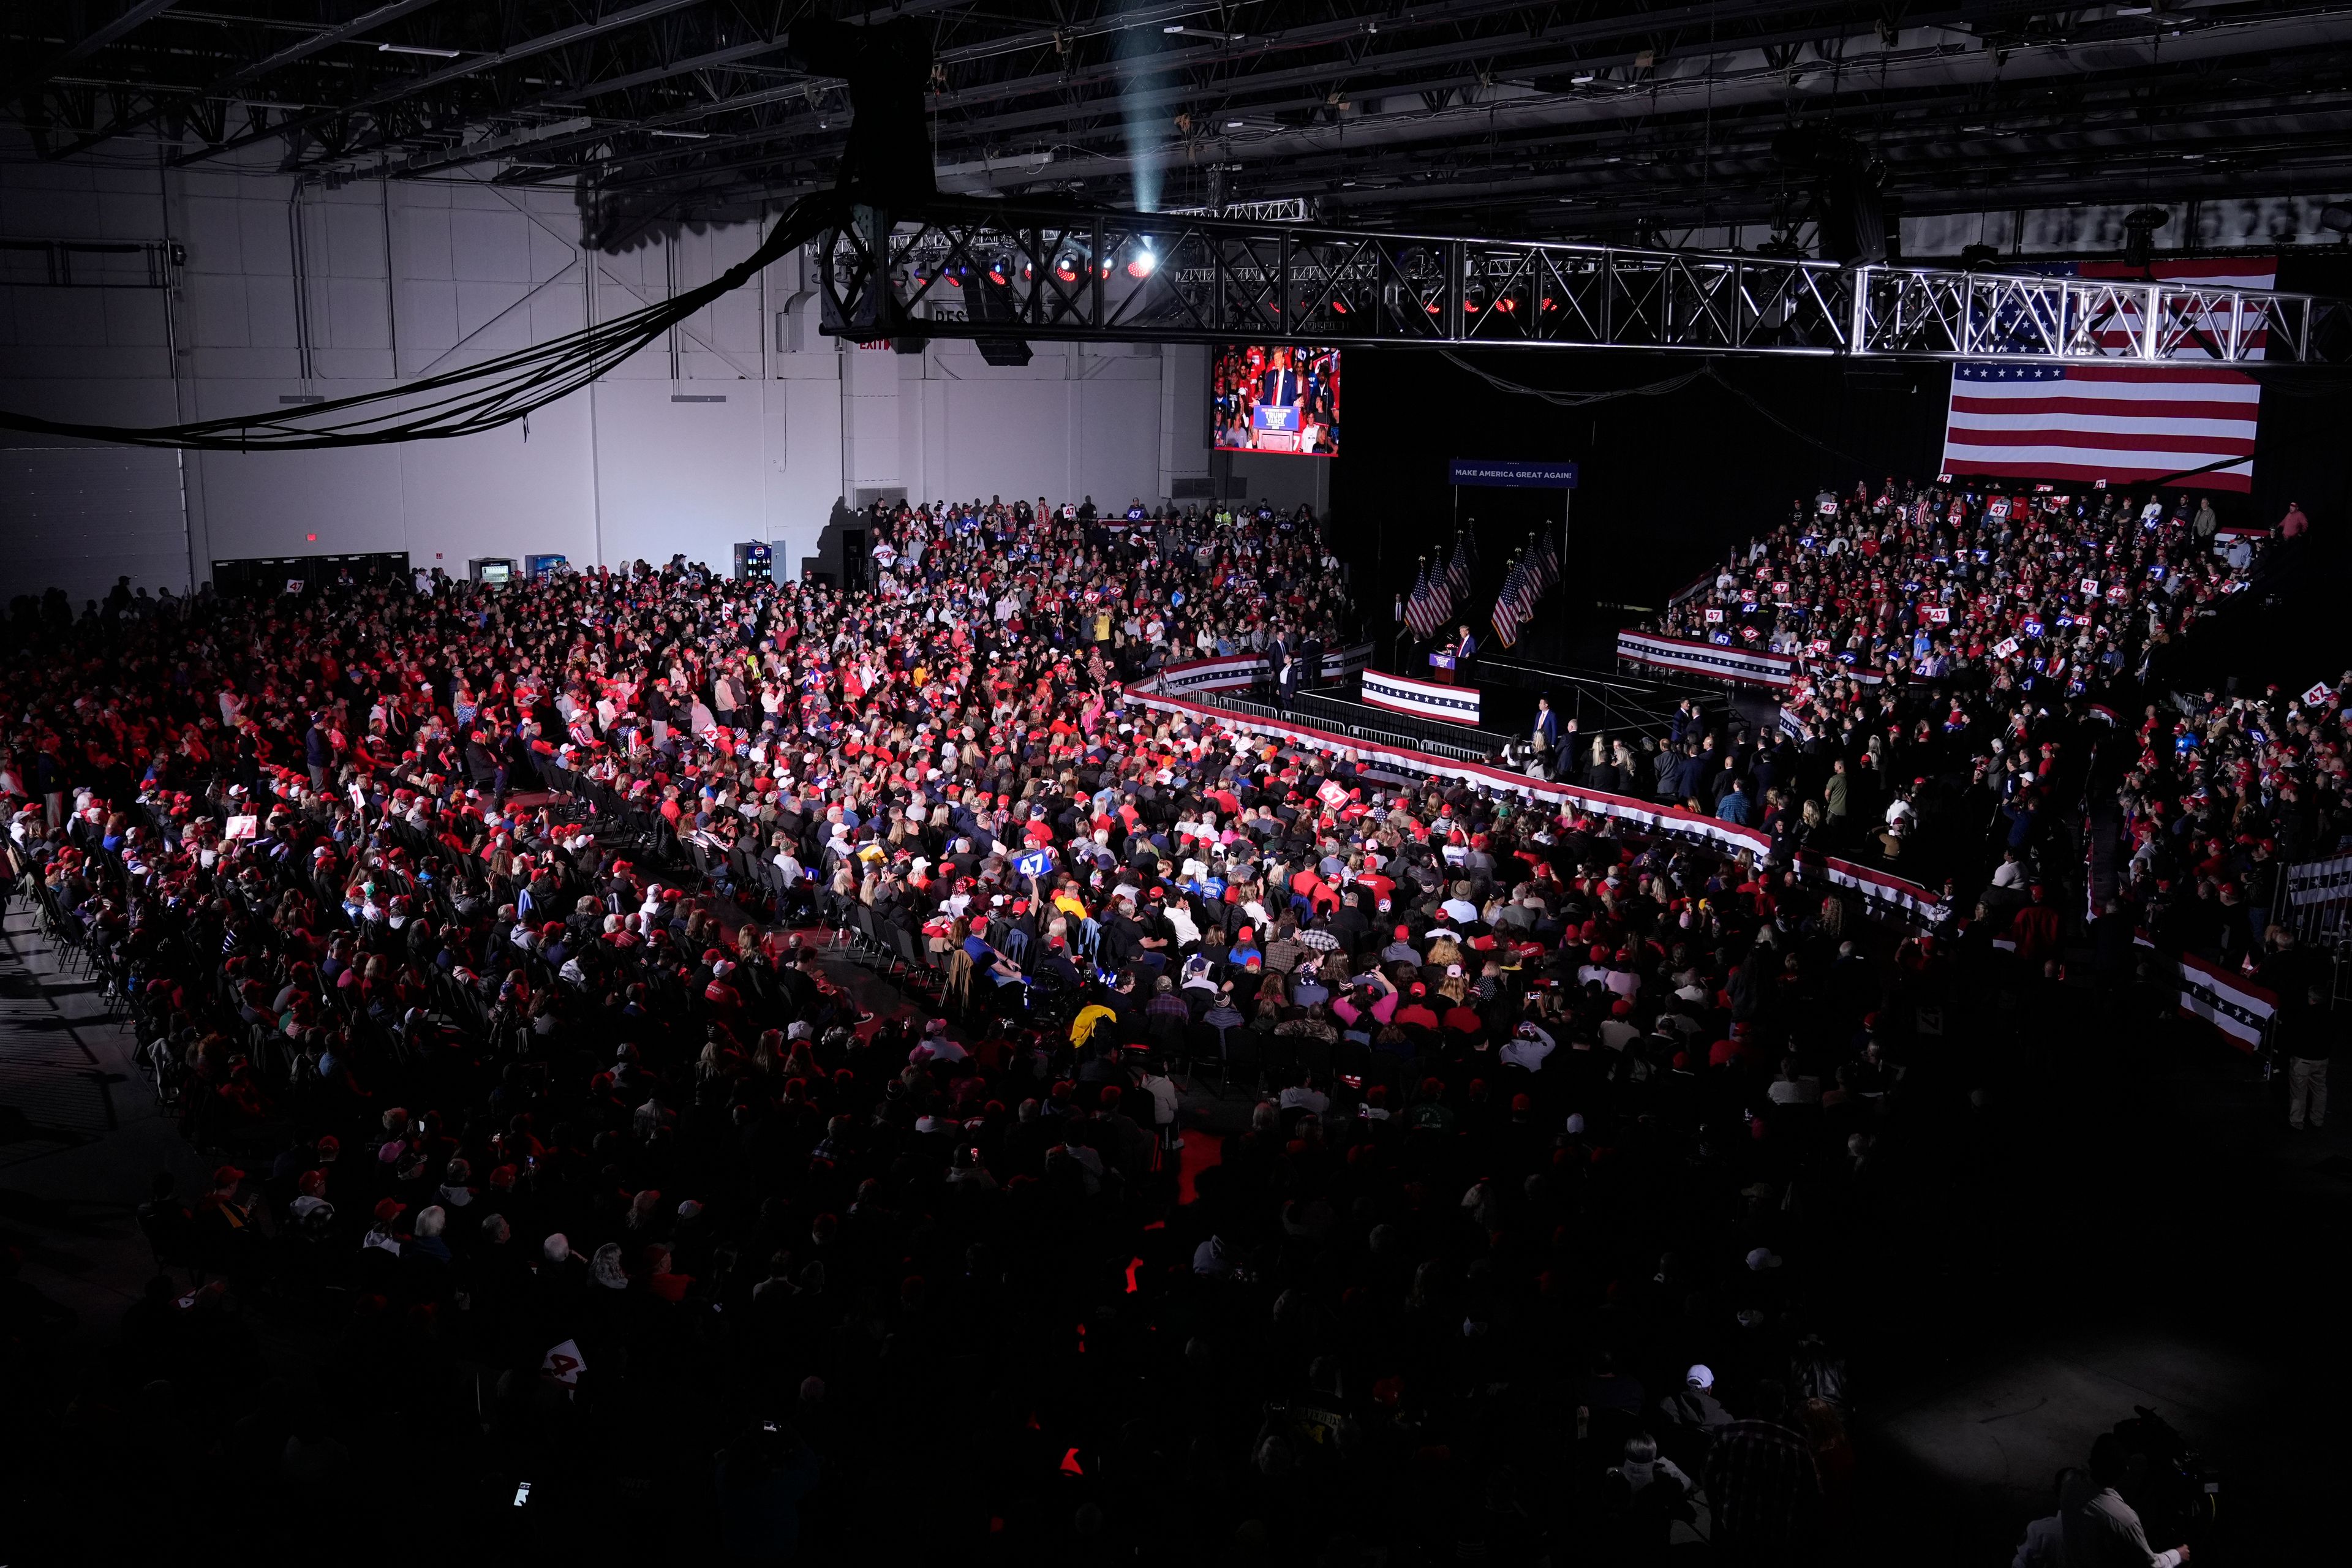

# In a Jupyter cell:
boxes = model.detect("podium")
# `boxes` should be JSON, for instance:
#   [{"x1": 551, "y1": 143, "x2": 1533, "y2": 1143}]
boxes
[
  {"x1": 1251, "y1": 402, "x2": 1303, "y2": 454},
  {"x1": 1427, "y1": 650, "x2": 1460, "y2": 686}
]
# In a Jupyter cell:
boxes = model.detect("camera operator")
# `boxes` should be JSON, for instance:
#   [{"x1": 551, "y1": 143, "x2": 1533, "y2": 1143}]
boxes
[{"x1": 2063, "y1": 1433, "x2": 2190, "y2": 1568}]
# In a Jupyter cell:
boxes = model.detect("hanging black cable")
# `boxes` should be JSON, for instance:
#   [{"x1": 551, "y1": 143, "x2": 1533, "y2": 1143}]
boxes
[
  {"x1": 0, "y1": 7, "x2": 949, "y2": 453},
  {"x1": 0, "y1": 190, "x2": 845, "y2": 451}
]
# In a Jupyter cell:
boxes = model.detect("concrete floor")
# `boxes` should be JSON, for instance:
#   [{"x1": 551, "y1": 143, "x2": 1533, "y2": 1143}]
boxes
[
  {"x1": 1877, "y1": 1332, "x2": 2272, "y2": 1531},
  {"x1": 1847, "y1": 998, "x2": 2346, "y2": 1566},
  {"x1": 5, "y1": 903, "x2": 2342, "y2": 1564},
  {"x1": 0, "y1": 902, "x2": 211, "y2": 1329}
]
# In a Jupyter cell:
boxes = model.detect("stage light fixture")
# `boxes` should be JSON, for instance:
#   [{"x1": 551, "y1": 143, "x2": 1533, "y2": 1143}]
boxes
[
  {"x1": 1125, "y1": 241, "x2": 1157, "y2": 279},
  {"x1": 1054, "y1": 249, "x2": 1083, "y2": 282},
  {"x1": 2121, "y1": 205, "x2": 2169, "y2": 267}
]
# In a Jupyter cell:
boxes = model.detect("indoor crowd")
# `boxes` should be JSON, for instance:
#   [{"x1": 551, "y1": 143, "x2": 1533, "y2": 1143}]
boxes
[
  {"x1": 1594, "y1": 480, "x2": 2328, "y2": 997},
  {"x1": 0, "y1": 478, "x2": 2263, "y2": 1566}
]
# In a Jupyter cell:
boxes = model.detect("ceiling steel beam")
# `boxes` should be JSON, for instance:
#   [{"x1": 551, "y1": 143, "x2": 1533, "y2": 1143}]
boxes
[
  {"x1": 50, "y1": 0, "x2": 181, "y2": 68},
  {"x1": 576, "y1": 0, "x2": 1863, "y2": 189},
  {"x1": 810, "y1": 197, "x2": 2352, "y2": 363},
  {"x1": 297, "y1": 0, "x2": 986, "y2": 176},
  {"x1": 172, "y1": 0, "x2": 713, "y2": 166},
  {"x1": 50, "y1": 0, "x2": 453, "y2": 157}
]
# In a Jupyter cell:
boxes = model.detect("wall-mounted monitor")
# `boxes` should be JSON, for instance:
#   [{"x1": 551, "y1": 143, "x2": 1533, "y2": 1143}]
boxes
[{"x1": 1212, "y1": 343, "x2": 1340, "y2": 458}]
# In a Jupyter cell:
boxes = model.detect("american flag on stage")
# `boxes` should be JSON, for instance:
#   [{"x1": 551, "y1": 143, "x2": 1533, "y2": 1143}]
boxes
[
  {"x1": 1526, "y1": 528, "x2": 1561, "y2": 600},
  {"x1": 1940, "y1": 259, "x2": 2274, "y2": 495},
  {"x1": 1424, "y1": 549, "x2": 1457, "y2": 630},
  {"x1": 1491, "y1": 554, "x2": 1532, "y2": 647},
  {"x1": 1442, "y1": 530, "x2": 1477, "y2": 617},
  {"x1": 1403, "y1": 559, "x2": 1444, "y2": 639}
]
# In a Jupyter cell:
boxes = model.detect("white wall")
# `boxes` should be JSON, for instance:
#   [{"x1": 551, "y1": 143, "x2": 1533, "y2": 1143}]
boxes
[
  {"x1": 1900, "y1": 193, "x2": 2352, "y2": 258},
  {"x1": 0, "y1": 138, "x2": 1212, "y2": 598},
  {"x1": 0, "y1": 446, "x2": 188, "y2": 606}
]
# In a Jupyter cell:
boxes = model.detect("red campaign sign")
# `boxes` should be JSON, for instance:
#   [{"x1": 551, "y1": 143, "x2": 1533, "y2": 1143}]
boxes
[
  {"x1": 1317, "y1": 780, "x2": 1349, "y2": 807},
  {"x1": 1704, "y1": 607, "x2": 1725, "y2": 624},
  {"x1": 2105, "y1": 584, "x2": 2129, "y2": 603},
  {"x1": 2078, "y1": 579, "x2": 2100, "y2": 596},
  {"x1": 1925, "y1": 606, "x2": 1950, "y2": 624},
  {"x1": 1809, "y1": 639, "x2": 1833, "y2": 655}
]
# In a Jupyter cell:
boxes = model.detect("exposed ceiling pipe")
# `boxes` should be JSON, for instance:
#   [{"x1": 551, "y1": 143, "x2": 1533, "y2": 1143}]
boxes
[{"x1": 935, "y1": 10, "x2": 2352, "y2": 194}]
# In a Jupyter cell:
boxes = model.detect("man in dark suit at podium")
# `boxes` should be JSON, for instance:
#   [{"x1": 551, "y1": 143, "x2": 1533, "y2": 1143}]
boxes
[
  {"x1": 1430, "y1": 623, "x2": 1477, "y2": 685},
  {"x1": 1259, "y1": 347, "x2": 1305, "y2": 412}
]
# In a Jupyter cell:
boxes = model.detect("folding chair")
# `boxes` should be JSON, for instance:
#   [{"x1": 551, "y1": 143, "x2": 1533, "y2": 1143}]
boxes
[{"x1": 1184, "y1": 1019, "x2": 1227, "y2": 1096}]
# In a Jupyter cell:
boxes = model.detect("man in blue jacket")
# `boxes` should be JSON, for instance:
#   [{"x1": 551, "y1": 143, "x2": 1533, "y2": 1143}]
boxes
[
  {"x1": 1717, "y1": 775, "x2": 1755, "y2": 827},
  {"x1": 304, "y1": 714, "x2": 334, "y2": 794}
]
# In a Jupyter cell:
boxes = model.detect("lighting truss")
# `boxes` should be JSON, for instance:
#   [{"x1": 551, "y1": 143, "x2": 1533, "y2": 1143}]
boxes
[{"x1": 818, "y1": 197, "x2": 2352, "y2": 365}]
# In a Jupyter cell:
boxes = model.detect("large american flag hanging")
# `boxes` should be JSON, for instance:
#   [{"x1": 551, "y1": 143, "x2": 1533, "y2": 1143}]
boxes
[{"x1": 1940, "y1": 258, "x2": 2274, "y2": 495}]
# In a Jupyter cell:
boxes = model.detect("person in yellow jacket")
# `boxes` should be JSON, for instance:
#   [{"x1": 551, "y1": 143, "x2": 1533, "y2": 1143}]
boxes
[{"x1": 1071, "y1": 1002, "x2": 1118, "y2": 1050}]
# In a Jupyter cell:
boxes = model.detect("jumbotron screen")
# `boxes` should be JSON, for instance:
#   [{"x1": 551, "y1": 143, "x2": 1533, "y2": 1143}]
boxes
[{"x1": 1212, "y1": 343, "x2": 1341, "y2": 458}]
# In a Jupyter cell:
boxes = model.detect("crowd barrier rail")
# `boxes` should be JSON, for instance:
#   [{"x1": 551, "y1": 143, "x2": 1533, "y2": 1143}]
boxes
[{"x1": 1123, "y1": 671, "x2": 1950, "y2": 929}]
